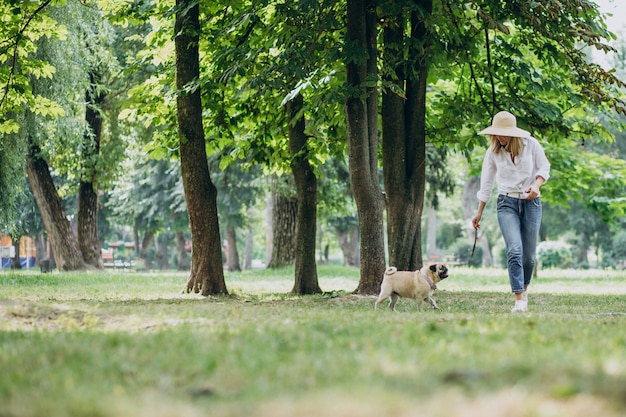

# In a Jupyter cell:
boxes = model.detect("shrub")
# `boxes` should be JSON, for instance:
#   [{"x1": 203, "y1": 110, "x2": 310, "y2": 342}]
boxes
[
  {"x1": 537, "y1": 240, "x2": 573, "y2": 269},
  {"x1": 452, "y1": 240, "x2": 483, "y2": 268}
]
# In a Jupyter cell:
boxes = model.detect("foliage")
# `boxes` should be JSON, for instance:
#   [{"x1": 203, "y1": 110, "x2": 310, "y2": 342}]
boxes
[
  {"x1": 603, "y1": 230, "x2": 626, "y2": 269},
  {"x1": 451, "y1": 239, "x2": 483, "y2": 268},
  {"x1": 0, "y1": 0, "x2": 66, "y2": 221},
  {"x1": 543, "y1": 140, "x2": 626, "y2": 223},
  {"x1": 107, "y1": 149, "x2": 187, "y2": 240},
  {"x1": 1, "y1": 267, "x2": 626, "y2": 416},
  {"x1": 537, "y1": 240, "x2": 574, "y2": 269},
  {"x1": 0, "y1": 0, "x2": 66, "y2": 131},
  {"x1": 428, "y1": 1, "x2": 626, "y2": 223}
]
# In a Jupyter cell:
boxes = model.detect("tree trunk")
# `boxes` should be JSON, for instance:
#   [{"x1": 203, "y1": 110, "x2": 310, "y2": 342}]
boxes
[
  {"x1": 286, "y1": 93, "x2": 321, "y2": 295},
  {"x1": 77, "y1": 72, "x2": 104, "y2": 269},
  {"x1": 336, "y1": 223, "x2": 360, "y2": 267},
  {"x1": 35, "y1": 233, "x2": 46, "y2": 265},
  {"x1": 381, "y1": 1, "x2": 431, "y2": 271},
  {"x1": 78, "y1": 180, "x2": 102, "y2": 268},
  {"x1": 10, "y1": 238, "x2": 21, "y2": 269},
  {"x1": 26, "y1": 140, "x2": 86, "y2": 271},
  {"x1": 226, "y1": 225, "x2": 241, "y2": 272},
  {"x1": 155, "y1": 234, "x2": 170, "y2": 270},
  {"x1": 176, "y1": 0, "x2": 227, "y2": 296},
  {"x1": 267, "y1": 186, "x2": 297, "y2": 268},
  {"x1": 346, "y1": 0, "x2": 386, "y2": 295},
  {"x1": 139, "y1": 231, "x2": 154, "y2": 270},
  {"x1": 175, "y1": 230, "x2": 190, "y2": 271}
]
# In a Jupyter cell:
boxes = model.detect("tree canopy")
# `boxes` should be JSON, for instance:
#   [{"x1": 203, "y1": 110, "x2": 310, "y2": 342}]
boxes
[{"x1": 1, "y1": 0, "x2": 625, "y2": 279}]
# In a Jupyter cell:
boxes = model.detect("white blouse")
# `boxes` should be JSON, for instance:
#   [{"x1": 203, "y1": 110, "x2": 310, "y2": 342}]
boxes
[{"x1": 476, "y1": 136, "x2": 551, "y2": 203}]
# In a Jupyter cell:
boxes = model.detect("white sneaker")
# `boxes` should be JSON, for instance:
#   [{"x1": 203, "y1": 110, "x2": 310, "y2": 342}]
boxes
[{"x1": 511, "y1": 300, "x2": 528, "y2": 313}]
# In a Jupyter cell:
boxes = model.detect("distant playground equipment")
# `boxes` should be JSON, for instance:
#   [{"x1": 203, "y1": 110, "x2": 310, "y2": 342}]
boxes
[
  {"x1": 0, "y1": 236, "x2": 37, "y2": 269},
  {"x1": 101, "y1": 241, "x2": 136, "y2": 269}
]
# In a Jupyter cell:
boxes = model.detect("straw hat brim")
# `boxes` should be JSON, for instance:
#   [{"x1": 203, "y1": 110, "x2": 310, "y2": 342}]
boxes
[{"x1": 478, "y1": 126, "x2": 530, "y2": 138}]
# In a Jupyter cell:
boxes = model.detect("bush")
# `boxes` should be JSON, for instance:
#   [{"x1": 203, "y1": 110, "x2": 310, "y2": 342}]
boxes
[
  {"x1": 601, "y1": 230, "x2": 626, "y2": 269},
  {"x1": 452, "y1": 240, "x2": 483, "y2": 268},
  {"x1": 537, "y1": 240, "x2": 573, "y2": 269}
]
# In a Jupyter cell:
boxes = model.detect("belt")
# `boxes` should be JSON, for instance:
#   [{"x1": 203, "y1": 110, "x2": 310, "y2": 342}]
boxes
[{"x1": 502, "y1": 192, "x2": 527, "y2": 199}]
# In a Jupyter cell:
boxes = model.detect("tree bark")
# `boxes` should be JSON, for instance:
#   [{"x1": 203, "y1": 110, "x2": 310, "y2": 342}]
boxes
[
  {"x1": 176, "y1": 0, "x2": 227, "y2": 296},
  {"x1": 267, "y1": 185, "x2": 297, "y2": 268},
  {"x1": 77, "y1": 71, "x2": 105, "y2": 269},
  {"x1": 26, "y1": 140, "x2": 86, "y2": 271},
  {"x1": 346, "y1": 0, "x2": 386, "y2": 294},
  {"x1": 10, "y1": 238, "x2": 21, "y2": 269},
  {"x1": 286, "y1": 93, "x2": 321, "y2": 295},
  {"x1": 381, "y1": 0, "x2": 431, "y2": 271},
  {"x1": 226, "y1": 225, "x2": 241, "y2": 272}
]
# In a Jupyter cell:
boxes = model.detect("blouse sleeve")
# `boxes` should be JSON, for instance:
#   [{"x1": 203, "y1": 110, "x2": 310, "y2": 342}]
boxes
[
  {"x1": 476, "y1": 150, "x2": 496, "y2": 203},
  {"x1": 532, "y1": 138, "x2": 550, "y2": 182}
]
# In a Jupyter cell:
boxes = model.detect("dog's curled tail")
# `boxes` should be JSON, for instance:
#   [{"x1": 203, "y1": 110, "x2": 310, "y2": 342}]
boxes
[{"x1": 384, "y1": 266, "x2": 398, "y2": 275}]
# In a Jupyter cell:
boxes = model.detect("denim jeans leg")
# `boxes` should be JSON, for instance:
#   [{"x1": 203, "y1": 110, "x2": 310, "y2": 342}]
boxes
[
  {"x1": 497, "y1": 195, "x2": 524, "y2": 293},
  {"x1": 521, "y1": 197, "x2": 542, "y2": 287}
]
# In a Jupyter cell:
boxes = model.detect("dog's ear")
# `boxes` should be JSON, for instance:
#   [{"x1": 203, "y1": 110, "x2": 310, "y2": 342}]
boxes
[{"x1": 429, "y1": 264, "x2": 437, "y2": 272}]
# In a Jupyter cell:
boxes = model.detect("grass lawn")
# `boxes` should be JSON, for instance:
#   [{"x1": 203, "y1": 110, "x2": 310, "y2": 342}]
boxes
[{"x1": 1, "y1": 265, "x2": 625, "y2": 417}]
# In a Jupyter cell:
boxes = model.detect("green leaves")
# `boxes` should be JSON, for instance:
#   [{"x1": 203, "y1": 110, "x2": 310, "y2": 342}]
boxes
[{"x1": 30, "y1": 96, "x2": 65, "y2": 118}]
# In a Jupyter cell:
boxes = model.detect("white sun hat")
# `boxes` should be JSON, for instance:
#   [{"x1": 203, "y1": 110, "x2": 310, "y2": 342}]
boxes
[{"x1": 478, "y1": 111, "x2": 530, "y2": 137}]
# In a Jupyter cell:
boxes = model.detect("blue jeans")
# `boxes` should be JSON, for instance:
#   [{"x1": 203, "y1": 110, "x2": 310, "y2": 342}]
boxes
[{"x1": 497, "y1": 194, "x2": 542, "y2": 294}]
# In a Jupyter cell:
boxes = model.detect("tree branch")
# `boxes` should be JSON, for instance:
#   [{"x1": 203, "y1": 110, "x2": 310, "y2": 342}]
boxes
[{"x1": 0, "y1": 0, "x2": 54, "y2": 112}]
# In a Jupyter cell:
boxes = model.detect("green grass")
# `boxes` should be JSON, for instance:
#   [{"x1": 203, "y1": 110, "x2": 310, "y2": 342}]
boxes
[{"x1": 1, "y1": 265, "x2": 625, "y2": 417}]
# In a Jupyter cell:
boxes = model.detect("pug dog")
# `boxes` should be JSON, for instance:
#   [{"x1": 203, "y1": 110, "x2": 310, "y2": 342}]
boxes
[{"x1": 374, "y1": 264, "x2": 449, "y2": 311}]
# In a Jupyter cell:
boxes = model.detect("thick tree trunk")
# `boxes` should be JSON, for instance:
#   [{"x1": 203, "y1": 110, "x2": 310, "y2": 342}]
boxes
[
  {"x1": 286, "y1": 93, "x2": 321, "y2": 295},
  {"x1": 26, "y1": 140, "x2": 86, "y2": 271},
  {"x1": 267, "y1": 186, "x2": 297, "y2": 268},
  {"x1": 346, "y1": 0, "x2": 386, "y2": 295},
  {"x1": 226, "y1": 225, "x2": 241, "y2": 272},
  {"x1": 176, "y1": 0, "x2": 227, "y2": 296},
  {"x1": 77, "y1": 72, "x2": 104, "y2": 269},
  {"x1": 77, "y1": 180, "x2": 102, "y2": 268},
  {"x1": 381, "y1": 1, "x2": 431, "y2": 271}
]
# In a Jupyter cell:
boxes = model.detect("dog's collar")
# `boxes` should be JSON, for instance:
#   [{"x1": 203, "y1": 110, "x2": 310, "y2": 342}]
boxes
[{"x1": 421, "y1": 274, "x2": 437, "y2": 291}]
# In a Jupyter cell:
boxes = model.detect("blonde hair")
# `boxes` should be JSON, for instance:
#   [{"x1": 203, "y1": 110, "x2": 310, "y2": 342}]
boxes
[{"x1": 490, "y1": 135, "x2": 523, "y2": 158}]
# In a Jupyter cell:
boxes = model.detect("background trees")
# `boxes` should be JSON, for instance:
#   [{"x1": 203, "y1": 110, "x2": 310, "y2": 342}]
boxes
[{"x1": 1, "y1": 0, "x2": 625, "y2": 287}]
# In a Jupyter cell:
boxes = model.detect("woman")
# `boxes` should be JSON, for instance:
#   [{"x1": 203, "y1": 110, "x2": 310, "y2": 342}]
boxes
[{"x1": 471, "y1": 111, "x2": 550, "y2": 313}]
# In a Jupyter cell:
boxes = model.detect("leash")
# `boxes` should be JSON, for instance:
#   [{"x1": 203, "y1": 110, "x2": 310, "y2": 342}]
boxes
[{"x1": 470, "y1": 228, "x2": 478, "y2": 258}]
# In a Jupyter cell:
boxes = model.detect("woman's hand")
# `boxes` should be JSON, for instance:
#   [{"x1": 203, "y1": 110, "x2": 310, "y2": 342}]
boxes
[
  {"x1": 471, "y1": 213, "x2": 482, "y2": 230},
  {"x1": 472, "y1": 201, "x2": 486, "y2": 229},
  {"x1": 524, "y1": 176, "x2": 545, "y2": 200}
]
